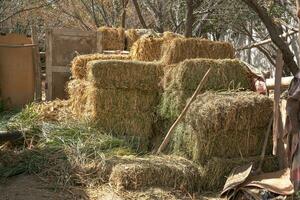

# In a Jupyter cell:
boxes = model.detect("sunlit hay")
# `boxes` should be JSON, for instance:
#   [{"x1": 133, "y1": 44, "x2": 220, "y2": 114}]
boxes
[
  {"x1": 98, "y1": 27, "x2": 125, "y2": 50},
  {"x1": 33, "y1": 99, "x2": 74, "y2": 122},
  {"x1": 162, "y1": 31, "x2": 184, "y2": 39},
  {"x1": 67, "y1": 79, "x2": 90, "y2": 118},
  {"x1": 109, "y1": 155, "x2": 200, "y2": 192},
  {"x1": 200, "y1": 156, "x2": 278, "y2": 191},
  {"x1": 161, "y1": 38, "x2": 235, "y2": 65},
  {"x1": 125, "y1": 29, "x2": 140, "y2": 50},
  {"x1": 71, "y1": 54, "x2": 131, "y2": 79},
  {"x1": 172, "y1": 91, "x2": 273, "y2": 164},
  {"x1": 87, "y1": 60, "x2": 163, "y2": 91},
  {"x1": 129, "y1": 31, "x2": 184, "y2": 62},
  {"x1": 160, "y1": 59, "x2": 253, "y2": 120},
  {"x1": 130, "y1": 37, "x2": 165, "y2": 62}
]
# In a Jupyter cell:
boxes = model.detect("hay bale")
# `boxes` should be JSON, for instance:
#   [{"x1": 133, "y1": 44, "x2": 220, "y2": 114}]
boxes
[
  {"x1": 200, "y1": 156, "x2": 278, "y2": 191},
  {"x1": 109, "y1": 156, "x2": 200, "y2": 191},
  {"x1": 172, "y1": 92, "x2": 273, "y2": 164},
  {"x1": 70, "y1": 60, "x2": 163, "y2": 139},
  {"x1": 87, "y1": 60, "x2": 163, "y2": 91},
  {"x1": 98, "y1": 27, "x2": 125, "y2": 50},
  {"x1": 125, "y1": 29, "x2": 141, "y2": 50},
  {"x1": 130, "y1": 37, "x2": 165, "y2": 62},
  {"x1": 160, "y1": 59, "x2": 253, "y2": 120},
  {"x1": 161, "y1": 38, "x2": 235, "y2": 65},
  {"x1": 71, "y1": 54, "x2": 130, "y2": 79}
]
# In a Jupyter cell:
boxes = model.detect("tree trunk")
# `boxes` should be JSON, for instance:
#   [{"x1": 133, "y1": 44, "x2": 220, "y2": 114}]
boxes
[
  {"x1": 121, "y1": 0, "x2": 129, "y2": 28},
  {"x1": 132, "y1": 0, "x2": 148, "y2": 29},
  {"x1": 184, "y1": 0, "x2": 194, "y2": 37},
  {"x1": 242, "y1": 0, "x2": 299, "y2": 75},
  {"x1": 297, "y1": 0, "x2": 300, "y2": 61}
]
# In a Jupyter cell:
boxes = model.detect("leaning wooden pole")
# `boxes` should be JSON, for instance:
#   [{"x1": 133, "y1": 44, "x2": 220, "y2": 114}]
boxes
[{"x1": 156, "y1": 68, "x2": 212, "y2": 154}]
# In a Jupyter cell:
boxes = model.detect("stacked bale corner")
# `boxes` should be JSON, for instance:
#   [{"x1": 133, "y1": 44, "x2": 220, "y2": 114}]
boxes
[
  {"x1": 98, "y1": 27, "x2": 126, "y2": 50},
  {"x1": 83, "y1": 60, "x2": 163, "y2": 144},
  {"x1": 130, "y1": 32, "x2": 183, "y2": 62},
  {"x1": 161, "y1": 38, "x2": 235, "y2": 65},
  {"x1": 130, "y1": 37, "x2": 164, "y2": 62},
  {"x1": 71, "y1": 54, "x2": 131, "y2": 79},
  {"x1": 160, "y1": 59, "x2": 253, "y2": 120},
  {"x1": 125, "y1": 29, "x2": 140, "y2": 50},
  {"x1": 67, "y1": 79, "x2": 91, "y2": 117}
]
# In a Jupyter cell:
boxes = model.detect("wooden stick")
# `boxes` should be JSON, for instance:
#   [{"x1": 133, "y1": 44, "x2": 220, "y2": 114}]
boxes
[
  {"x1": 31, "y1": 26, "x2": 42, "y2": 102},
  {"x1": 257, "y1": 115, "x2": 273, "y2": 173},
  {"x1": 273, "y1": 50, "x2": 284, "y2": 155},
  {"x1": 156, "y1": 68, "x2": 212, "y2": 154}
]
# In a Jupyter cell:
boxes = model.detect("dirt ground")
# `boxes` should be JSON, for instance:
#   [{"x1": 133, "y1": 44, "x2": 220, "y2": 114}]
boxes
[
  {"x1": 0, "y1": 175, "x2": 75, "y2": 200},
  {"x1": 0, "y1": 175, "x2": 221, "y2": 200}
]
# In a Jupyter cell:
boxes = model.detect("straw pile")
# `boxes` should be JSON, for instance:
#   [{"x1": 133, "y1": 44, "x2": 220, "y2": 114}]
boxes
[
  {"x1": 109, "y1": 156, "x2": 200, "y2": 191},
  {"x1": 172, "y1": 91, "x2": 273, "y2": 164},
  {"x1": 73, "y1": 60, "x2": 163, "y2": 140},
  {"x1": 160, "y1": 59, "x2": 253, "y2": 120},
  {"x1": 71, "y1": 53, "x2": 131, "y2": 79},
  {"x1": 98, "y1": 27, "x2": 125, "y2": 50},
  {"x1": 31, "y1": 100, "x2": 74, "y2": 122},
  {"x1": 161, "y1": 38, "x2": 235, "y2": 65},
  {"x1": 125, "y1": 29, "x2": 140, "y2": 50}
]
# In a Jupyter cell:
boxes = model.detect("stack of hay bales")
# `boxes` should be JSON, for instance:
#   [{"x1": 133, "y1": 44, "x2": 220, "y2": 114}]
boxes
[
  {"x1": 160, "y1": 59, "x2": 253, "y2": 120},
  {"x1": 161, "y1": 38, "x2": 235, "y2": 65},
  {"x1": 69, "y1": 60, "x2": 163, "y2": 145},
  {"x1": 170, "y1": 92, "x2": 276, "y2": 191},
  {"x1": 98, "y1": 27, "x2": 126, "y2": 50}
]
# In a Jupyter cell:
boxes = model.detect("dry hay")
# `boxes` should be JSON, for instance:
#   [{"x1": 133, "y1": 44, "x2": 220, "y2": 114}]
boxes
[
  {"x1": 70, "y1": 60, "x2": 163, "y2": 139},
  {"x1": 109, "y1": 156, "x2": 200, "y2": 192},
  {"x1": 130, "y1": 31, "x2": 183, "y2": 62},
  {"x1": 33, "y1": 99, "x2": 74, "y2": 122},
  {"x1": 172, "y1": 91, "x2": 273, "y2": 164},
  {"x1": 162, "y1": 31, "x2": 184, "y2": 39},
  {"x1": 98, "y1": 27, "x2": 125, "y2": 50},
  {"x1": 87, "y1": 60, "x2": 163, "y2": 90},
  {"x1": 160, "y1": 59, "x2": 253, "y2": 120},
  {"x1": 161, "y1": 38, "x2": 235, "y2": 65},
  {"x1": 71, "y1": 53, "x2": 131, "y2": 79},
  {"x1": 125, "y1": 29, "x2": 141, "y2": 50},
  {"x1": 130, "y1": 37, "x2": 165, "y2": 62},
  {"x1": 67, "y1": 79, "x2": 90, "y2": 117},
  {"x1": 200, "y1": 156, "x2": 278, "y2": 191}
]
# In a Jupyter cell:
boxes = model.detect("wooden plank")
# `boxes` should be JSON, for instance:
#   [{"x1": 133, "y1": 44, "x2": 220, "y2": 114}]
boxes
[
  {"x1": 31, "y1": 26, "x2": 42, "y2": 101},
  {"x1": 46, "y1": 29, "x2": 53, "y2": 100},
  {"x1": 52, "y1": 28, "x2": 96, "y2": 37},
  {"x1": 266, "y1": 76, "x2": 293, "y2": 90},
  {"x1": 51, "y1": 66, "x2": 71, "y2": 73}
]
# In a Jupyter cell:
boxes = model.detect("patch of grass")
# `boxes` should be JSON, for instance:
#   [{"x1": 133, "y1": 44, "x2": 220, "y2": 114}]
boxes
[{"x1": 0, "y1": 104, "x2": 143, "y2": 188}]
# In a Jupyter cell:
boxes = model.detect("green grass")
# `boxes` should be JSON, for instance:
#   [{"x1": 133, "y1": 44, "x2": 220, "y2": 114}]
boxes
[{"x1": 0, "y1": 104, "x2": 143, "y2": 188}]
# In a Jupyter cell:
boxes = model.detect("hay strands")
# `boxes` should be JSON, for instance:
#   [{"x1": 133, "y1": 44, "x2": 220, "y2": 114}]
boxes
[{"x1": 156, "y1": 68, "x2": 212, "y2": 154}]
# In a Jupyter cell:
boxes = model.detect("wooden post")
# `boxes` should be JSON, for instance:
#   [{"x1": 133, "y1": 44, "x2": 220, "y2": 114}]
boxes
[
  {"x1": 156, "y1": 68, "x2": 211, "y2": 154},
  {"x1": 273, "y1": 50, "x2": 288, "y2": 169},
  {"x1": 31, "y1": 26, "x2": 42, "y2": 101}
]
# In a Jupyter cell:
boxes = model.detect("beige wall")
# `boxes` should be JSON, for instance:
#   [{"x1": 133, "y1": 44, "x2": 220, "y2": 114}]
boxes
[{"x1": 0, "y1": 33, "x2": 35, "y2": 108}]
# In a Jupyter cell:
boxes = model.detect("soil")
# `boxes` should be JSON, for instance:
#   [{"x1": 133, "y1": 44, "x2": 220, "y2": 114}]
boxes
[{"x1": 0, "y1": 175, "x2": 221, "y2": 200}]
